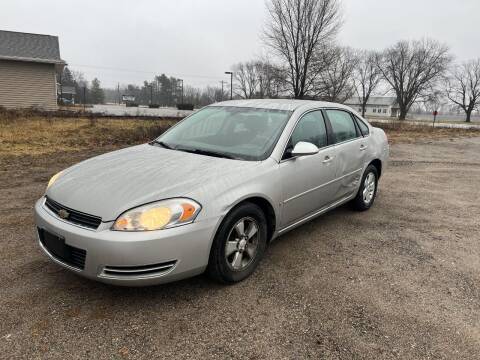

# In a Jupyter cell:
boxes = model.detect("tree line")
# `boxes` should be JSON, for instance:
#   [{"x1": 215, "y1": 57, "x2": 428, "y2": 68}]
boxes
[
  {"x1": 58, "y1": 67, "x2": 105, "y2": 105},
  {"x1": 60, "y1": 0, "x2": 480, "y2": 122},
  {"x1": 237, "y1": 0, "x2": 479, "y2": 122}
]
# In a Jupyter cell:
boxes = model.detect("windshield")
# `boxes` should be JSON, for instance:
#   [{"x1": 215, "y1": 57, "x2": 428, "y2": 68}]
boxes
[{"x1": 156, "y1": 106, "x2": 292, "y2": 161}]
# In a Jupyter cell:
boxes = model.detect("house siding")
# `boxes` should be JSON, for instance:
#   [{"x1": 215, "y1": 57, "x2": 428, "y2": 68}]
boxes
[{"x1": 0, "y1": 59, "x2": 57, "y2": 110}]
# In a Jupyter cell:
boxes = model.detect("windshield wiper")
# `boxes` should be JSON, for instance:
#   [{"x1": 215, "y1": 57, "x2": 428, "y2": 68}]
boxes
[
  {"x1": 175, "y1": 147, "x2": 239, "y2": 160},
  {"x1": 151, "y1": 140, "x2": 173, "y2": 149}
]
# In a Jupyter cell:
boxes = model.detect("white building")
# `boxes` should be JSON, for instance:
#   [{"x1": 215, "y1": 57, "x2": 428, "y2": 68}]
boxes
[{"x1": 344, "y1": 97, "x2": 400, "y2": 118}]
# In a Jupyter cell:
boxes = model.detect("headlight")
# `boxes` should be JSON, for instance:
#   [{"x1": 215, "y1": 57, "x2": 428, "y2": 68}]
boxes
[
  {"x1": 47, "y1": 171, "x2": 63, "y2": 189},
  {"x1": 112, "y1": 198, "x2": 202, "y2": 231}
]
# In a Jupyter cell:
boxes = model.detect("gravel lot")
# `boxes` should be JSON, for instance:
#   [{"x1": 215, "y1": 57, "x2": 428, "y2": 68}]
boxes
[{"x1": 1, "y1": 136, "x2": 479, "y2": 359}]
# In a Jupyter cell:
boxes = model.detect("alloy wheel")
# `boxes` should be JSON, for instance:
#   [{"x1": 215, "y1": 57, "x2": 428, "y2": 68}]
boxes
[
  {"x1": 224, "y1": 217, "x2": 259, "y2": 271},
  {"x1": 362, "y1": 172, "x2": 376, "y2": 204}
]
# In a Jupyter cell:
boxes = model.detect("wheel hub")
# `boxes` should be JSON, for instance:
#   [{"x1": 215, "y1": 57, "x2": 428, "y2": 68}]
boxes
[{"x1": 238, "y1": 239, "x2": 247, "y2": 251}]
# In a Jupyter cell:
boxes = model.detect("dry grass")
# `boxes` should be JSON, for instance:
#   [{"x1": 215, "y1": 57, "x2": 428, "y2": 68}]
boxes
[
  {"x1": 1, "y1": 115, "x2": 479, "y2": 159},
  {"x1": 0, "y1": 116, "x2": 175, "y2": 157},
  {"x1": 370, "y1": 121, "x2": 480, "y2": 144}
]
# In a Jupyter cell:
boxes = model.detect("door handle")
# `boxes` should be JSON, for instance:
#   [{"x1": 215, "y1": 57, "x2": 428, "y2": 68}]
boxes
[
  {"x1": 360, "y1": 144, "x2": 368, "y2": 151},
  {"x1": 323, "y1": 155, "x2": 334, "y2": 164}
]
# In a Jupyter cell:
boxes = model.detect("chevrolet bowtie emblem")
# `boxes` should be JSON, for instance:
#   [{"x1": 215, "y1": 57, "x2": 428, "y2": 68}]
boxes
[{"x1": 58, "y1": 209, "x2": 70, "y2": 219}]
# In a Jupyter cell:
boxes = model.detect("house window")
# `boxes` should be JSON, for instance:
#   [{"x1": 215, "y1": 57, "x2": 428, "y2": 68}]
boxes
[
  {"x1": 373, "y1": 108, "x2": 376, "y2": 113},
  {"x1": 383, "y1": 109, "x2": 387, "y2": 114}
]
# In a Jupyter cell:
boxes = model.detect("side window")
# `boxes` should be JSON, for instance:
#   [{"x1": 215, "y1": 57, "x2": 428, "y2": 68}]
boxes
[
  {"x1": 325, "y1": 110, "x2": 359, "y2": 143},
  {"x1": 354, "y1": 115, "x2": 370, "y2": 136},
  {"x1": 284, "y1": 110, "x2": 327, "y2": 158}
]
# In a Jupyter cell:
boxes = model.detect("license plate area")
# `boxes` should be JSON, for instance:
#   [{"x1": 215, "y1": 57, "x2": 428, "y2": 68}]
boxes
[{"x1": 38, "y1": 228, "x2": 87, "y2": 270}]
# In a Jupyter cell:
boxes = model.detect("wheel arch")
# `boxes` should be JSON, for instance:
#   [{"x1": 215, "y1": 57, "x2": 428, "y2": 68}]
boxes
[
  {"x1": 369, "y1": 159, "x2": 382, "y2": 178},
  {"x1": 225, "y1": 196, "x2": 277, "y2": 242}
]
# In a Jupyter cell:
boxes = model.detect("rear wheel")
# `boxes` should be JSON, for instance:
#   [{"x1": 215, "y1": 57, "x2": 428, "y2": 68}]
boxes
[
  {"x1": 352, "y1": 165, "x2": 378, "y2": 211},
  {"x1": 207, "y1": 203, "x2": 267, "y2": 283}
]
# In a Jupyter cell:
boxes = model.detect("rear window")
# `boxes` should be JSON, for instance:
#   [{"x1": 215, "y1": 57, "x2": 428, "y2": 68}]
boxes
[{"x1": 354, "y1": 116, "x2": 370, "y2": 136}]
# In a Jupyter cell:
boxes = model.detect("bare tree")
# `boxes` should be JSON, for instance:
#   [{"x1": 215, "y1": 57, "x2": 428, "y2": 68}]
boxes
[
  {"x1": 264, "y1": 0, "x2": 342, "y2": 98},
  {"x1": 254, "y1": 60, "x2": 285, "y2": 98},
  {"x1": 354, "y1": 50, "x2": 382, "y2": 117},
  {"x1": 201, "y1": 86, "x2": 224, "y2": 104},
  {"x1": 376, "y1": 39, "x2": 451, "y2": 120},
  {"x1": 234, "y1": 62, "x2": 259, "y2": 99},
  {"x1": 314, "y1": 46, "x2": 358, "y2": 103},
  {"x1": 446, "y1": 59, "x2": 480, "y2": 123},
  {"x1": 421, "y1": 88, "x2": 444, "y2": 114}
]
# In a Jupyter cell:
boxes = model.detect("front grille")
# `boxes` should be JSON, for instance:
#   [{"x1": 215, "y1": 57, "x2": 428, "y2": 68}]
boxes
[
  {"x1": 102, "y1": 260, "x2": 177, "y2": 278},
  {"x1": 45, "y1": 197, "x2": 102, "y2": 230},
  {"x1": 38, "y1": 228, "x2": 87, "y2": 270}
]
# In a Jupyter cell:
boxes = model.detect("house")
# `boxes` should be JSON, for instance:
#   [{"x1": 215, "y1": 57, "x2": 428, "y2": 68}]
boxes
[
  {"x1": 0, "y1": 30, "x2": 65, "y2": 110},
  {"x1": 344, "y1": 97, "x2": 400, "y2": 118}
]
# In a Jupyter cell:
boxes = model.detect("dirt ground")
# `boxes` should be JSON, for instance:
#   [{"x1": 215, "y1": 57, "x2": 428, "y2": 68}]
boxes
[{"x1": 0, "y1": 119, "x2": 479, "y2": 359}]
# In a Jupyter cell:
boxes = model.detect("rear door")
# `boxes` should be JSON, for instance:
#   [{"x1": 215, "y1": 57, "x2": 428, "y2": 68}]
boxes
[
  {"x1": 324, "y1": 109, "x2": 368, "y2": 200},
  {"x1": 279, "y1": 110, "x2": 337, "y2": 227}
]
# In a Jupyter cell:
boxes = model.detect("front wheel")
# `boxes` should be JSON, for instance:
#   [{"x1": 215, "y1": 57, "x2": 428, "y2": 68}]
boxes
[
  {"x1": 207, "y1": 203, "x2": 267, "y2": 283},
  {"x1": 352, "y1": 165, "x2": 378, "y2": 211}
]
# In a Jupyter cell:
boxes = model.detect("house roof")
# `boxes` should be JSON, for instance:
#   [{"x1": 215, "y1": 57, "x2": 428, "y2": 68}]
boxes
[
  {"x1": 344, "y1": 97, "x2": 398, "y2": 107},
  {"x1": 0, "y1": 30, "x2": 65, "y2": 65}
]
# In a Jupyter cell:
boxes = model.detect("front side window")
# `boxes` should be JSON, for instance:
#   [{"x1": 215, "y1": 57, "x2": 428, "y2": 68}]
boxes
[
  {"x1": 284, "y1": 110, "x2": 327, "y2": 159},
  {"x1": 325, "y1": 109, "x2": 359, "y2": 143},
  {"x1": 157, "y1": 106, "x2": 292, "y2": 161}
]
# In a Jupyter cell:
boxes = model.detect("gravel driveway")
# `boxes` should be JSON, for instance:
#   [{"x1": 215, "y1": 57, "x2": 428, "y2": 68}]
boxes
[{"x1": 1, "y1": 137, "x2": 479, "y2": 359}]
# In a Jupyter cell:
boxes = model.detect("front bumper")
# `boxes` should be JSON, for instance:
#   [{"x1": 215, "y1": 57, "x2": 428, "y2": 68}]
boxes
[{"x1": 34, "y1": 198, "x2": 219, "y2": 286}]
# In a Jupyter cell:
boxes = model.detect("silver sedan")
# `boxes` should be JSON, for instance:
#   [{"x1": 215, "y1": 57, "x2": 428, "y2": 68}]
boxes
[{"x1": 35, "y1": 99, "x2": 389, "y2": 286}]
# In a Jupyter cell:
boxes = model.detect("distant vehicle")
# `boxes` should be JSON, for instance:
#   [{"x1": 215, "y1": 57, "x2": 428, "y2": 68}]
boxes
[
  {"x1": 35, "y1": 99, "x2": 389, "y2": 286},
  {"x1": 60, "y1": 98, "x2": 74, "y2": 105},
  {"x1": 121, "y1": 95, "x2": 137, "y2": 107},
  {"x1": 122, "y1": 94, "x2": 135, "y2": 102}
]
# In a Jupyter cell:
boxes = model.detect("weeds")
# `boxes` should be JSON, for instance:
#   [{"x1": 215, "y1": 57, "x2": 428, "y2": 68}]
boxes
[
  {"x1": 0, "y1": 115, "x2": 174, "y2": 156},
  {"x1": 370, "y1": 120, "x2": 480, "y2": 144},
  {"x1": 1, "y1": 112, "x2": 478, "y2": 158}
]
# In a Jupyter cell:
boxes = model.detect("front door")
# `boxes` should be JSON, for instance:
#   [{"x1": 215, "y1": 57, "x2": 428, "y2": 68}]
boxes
[
  {"x1": 324, "y1": 109, "x2": 368, "y2": 200},
  {"x1": 279, "y1": 110, "x2": 337, "y2": 228}
]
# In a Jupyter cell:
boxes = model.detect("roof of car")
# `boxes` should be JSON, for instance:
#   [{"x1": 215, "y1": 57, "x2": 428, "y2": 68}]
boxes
[{"x1": 211, "y1": 99, "x2": 351, "y2": 112}]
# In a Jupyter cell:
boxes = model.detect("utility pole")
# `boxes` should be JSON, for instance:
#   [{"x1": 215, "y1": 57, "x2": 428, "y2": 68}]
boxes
[
  {"x1": 178, "y1": 79, "x2": 184, "y2": 104},
  {"x1": 83, "y1": 86, "x2": 86, "y2": 112},
  {"x1": 59, "y1": 71, "x2": 63, "y2": 105},
  {"x1": 117, "y1": 83, "x2": 120, "y2": 105},
  {"x1": 225, "y1": 72, "x2": 233, "y2": 100}
]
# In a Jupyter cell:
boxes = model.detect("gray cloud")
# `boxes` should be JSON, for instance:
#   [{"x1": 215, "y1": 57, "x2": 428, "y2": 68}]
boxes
[{"x1": 1, "y1": 0, "x2": 478, "y2": 88}]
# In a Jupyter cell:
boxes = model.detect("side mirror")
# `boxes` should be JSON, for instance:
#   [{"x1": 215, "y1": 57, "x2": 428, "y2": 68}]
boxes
[{"x1": 291, "y1": 141, "x2": 319, "y2": 157}]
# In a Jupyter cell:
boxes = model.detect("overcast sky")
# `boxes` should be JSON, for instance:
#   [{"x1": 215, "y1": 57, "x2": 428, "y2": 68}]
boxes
[{"x1": 1, "y1": 0, "x2": 479, "y2": 88}]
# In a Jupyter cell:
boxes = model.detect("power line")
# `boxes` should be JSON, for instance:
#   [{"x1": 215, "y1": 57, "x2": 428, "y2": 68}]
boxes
[{"x1": 69, "y1": 63, "x2": 225, "y2": 81}]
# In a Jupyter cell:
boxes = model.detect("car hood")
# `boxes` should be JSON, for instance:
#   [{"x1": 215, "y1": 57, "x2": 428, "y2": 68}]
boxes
[{"x1": 47, "y1": 144, "x2": 260, "y2": 221}]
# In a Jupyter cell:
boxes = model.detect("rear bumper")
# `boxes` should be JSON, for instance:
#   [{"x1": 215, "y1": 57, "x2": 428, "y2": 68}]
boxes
[{"x1": 34, "y1": 198, "x2": 219, "y2": 286}]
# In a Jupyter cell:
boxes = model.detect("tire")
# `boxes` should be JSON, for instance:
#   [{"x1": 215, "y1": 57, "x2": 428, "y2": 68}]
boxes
[
  {"x1": 207, "y1": 202, "x2": 268, "y2": 283},
  {"x1": 352, "y1": 165, "x2": 379, "y2": 211}
]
